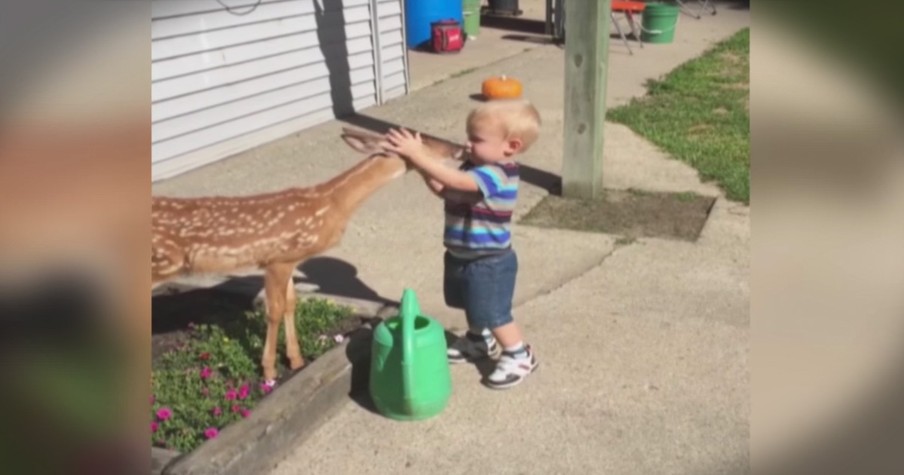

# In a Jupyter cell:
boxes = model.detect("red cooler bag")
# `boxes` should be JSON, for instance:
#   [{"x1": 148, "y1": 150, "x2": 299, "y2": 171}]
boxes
[{"x1": 431, "y1": 19, "x2": 464, "y2": 54}]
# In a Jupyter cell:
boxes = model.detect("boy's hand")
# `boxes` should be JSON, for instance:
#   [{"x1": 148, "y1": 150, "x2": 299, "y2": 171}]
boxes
[
  {"x1": 384, "y1": 128, "x2": 480, "y2": 194},
  {"x1": 382, "y1": 128, "x2": 428, "y2": 162}
]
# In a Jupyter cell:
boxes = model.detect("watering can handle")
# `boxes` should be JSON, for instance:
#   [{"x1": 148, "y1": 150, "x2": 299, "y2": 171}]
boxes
[{"x1": 399, "y1": 288, "x2": 421, "y2": 402}]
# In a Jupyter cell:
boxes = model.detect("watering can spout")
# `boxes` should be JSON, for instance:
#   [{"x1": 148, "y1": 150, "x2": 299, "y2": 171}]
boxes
[
  {"x1": 399, "y1": 288, "x2": 421, "y2": 319},
  {"x1": 399, "y1": 288, "x2": 420, "y2": 406}
]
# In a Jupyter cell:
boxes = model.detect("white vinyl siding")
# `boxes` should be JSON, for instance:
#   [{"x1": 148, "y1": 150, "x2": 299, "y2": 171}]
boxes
[
  {"x1": 374, "y1": 0, "x2": 408, "y2": 102},
  {"x1": 151, "y1": 0, "x2": 407, "y2": 182}
]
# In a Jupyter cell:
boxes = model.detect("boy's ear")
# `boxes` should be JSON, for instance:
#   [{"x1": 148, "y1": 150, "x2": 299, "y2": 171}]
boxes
[{"x1": 506, "y1": 137, "x2": 524, "y2": 154}]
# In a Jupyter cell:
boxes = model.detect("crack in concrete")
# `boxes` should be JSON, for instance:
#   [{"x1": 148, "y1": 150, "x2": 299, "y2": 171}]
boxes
[{"x1": 511, "y1": 239, "x2": 635, "y2": 311}]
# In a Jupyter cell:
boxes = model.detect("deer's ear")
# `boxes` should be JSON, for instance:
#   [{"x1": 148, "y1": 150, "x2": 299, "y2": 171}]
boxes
[
  {"x1": 341, "y1": 134, "x2": 370, "y2": 153},
  {"x1": 342, "y1": 134, "x2": 380, "y2": 154},
  {"x1": 341, "y1": 128, "x2": 388, "y2": 154}
]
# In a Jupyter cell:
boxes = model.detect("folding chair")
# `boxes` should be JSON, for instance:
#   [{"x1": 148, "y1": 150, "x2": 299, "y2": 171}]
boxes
[
  {"x1": 673, "y1": 0, "x2": 717, "y2": 19},
  {"x1": 612, "y1": 1, "x2": 645, "y2": 55}
]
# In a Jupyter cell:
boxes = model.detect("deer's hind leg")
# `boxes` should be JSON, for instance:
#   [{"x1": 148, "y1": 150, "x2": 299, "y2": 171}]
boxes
[
  {"x1": 262, "y1": 262, "x2": 296, "y2": 383},
  {"x1": 283, "y1": 266, "x2": 304, "y2": 371}
]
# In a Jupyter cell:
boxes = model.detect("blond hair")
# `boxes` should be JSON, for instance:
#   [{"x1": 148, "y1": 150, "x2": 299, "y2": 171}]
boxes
[{"x1": 466, "y1": 99, "x2": 542, "y2": 153}]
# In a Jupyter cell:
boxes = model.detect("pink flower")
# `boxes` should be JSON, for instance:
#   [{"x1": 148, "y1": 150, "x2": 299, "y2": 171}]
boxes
[
  {"x1": 151, "y1": 422, "x2": 159, "y2": 433},
  {"x1": 211, "y1": 406, "x2": 222, "y2": 417},
  {"x1": 156, "y1": 407, "x2": 173, "y2": 421},
  {"x1": 238, "y1": 384, "x2": 250, "y2": 400},
  {"x1": 231, "y1": 404, "x2": 241, "y2": 413},
  {"x1": 334, "y1": 334, "x2": 345, "y2": 343},
  {"x1": 260, "y1": 380, "x2": 275, "y2": 394},
  {"x1": 224, "y1": 389, "x2": 238, "y2": 401},
  {"x1": 204, "y1": 427, "x2": 219, "y2": 439},
  {"x1": 200, "y1": 367, "x2": 212, "y2": 379},
  {"x1": 240, "y1": 409, "x2": 251, "y2": 418}
]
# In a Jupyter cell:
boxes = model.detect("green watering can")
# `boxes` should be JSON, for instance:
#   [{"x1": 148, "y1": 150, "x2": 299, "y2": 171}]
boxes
[{"x1": 369, "y1": 288, "x2": 451, "y2": 420}]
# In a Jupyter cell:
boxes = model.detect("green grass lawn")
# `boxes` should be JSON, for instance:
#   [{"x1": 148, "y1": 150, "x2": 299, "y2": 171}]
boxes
[{"x1": 608, "y1": 28, "x2": 750, "y2": 203}]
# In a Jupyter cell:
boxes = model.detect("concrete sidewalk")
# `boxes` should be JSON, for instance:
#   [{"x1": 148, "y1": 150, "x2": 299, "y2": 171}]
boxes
[{"x1": 153, "y1": 5, "x2": 750, "y2": 474}]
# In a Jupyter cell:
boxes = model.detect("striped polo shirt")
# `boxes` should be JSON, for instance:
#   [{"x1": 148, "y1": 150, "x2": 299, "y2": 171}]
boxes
[{"x1": 444, "y1": 160, "x2": 519, "y2": 259}]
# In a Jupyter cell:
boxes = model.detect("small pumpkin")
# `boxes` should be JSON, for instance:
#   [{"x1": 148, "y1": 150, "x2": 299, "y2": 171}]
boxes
[{"x1": 481, "y1": 75, "x2": 523, "y2": 100}]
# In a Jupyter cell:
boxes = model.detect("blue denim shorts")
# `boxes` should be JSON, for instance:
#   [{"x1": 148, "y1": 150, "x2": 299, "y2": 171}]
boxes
[{"x1": 443, "y1": 248, "x2": 518, "y2": 330}]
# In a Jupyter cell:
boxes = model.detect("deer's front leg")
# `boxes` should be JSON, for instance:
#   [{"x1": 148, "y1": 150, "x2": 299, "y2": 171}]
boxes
[
  {"x1": 283, "y1": 271, "x2": 304, "y2": 370},
  {"x1": 262, "y1": 263, "x2": 294, "y2": 383}
]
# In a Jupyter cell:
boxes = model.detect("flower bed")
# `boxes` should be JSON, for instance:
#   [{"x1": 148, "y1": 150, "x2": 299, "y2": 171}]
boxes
[{"x1": 150, "y1": 297, "x2": 360, "y2": 453}]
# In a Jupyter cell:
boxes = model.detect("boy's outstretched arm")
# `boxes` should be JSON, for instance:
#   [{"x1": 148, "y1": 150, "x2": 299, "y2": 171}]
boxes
[{"x1": 418, "y1": 169, "x2": 481, "y2": 203}]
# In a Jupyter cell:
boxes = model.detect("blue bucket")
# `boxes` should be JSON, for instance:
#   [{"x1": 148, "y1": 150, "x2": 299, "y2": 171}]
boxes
[{"x1": 405, "y1": 0, "x2": 464, "y2": 49}]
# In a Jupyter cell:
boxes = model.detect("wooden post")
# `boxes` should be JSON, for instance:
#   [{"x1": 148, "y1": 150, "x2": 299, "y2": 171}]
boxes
[{"x1": 562, "y1": 0, "x2": 610, "y2": 199}]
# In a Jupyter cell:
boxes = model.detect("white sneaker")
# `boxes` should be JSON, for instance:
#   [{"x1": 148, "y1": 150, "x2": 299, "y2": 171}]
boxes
[{"x1": 485, "y1": 345, "x2": 539, "y2": 389}]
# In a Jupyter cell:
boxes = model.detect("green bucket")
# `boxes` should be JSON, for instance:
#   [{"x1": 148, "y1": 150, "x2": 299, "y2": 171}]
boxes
[
  {"x1": 641, "y1": 2, "x2": 680, "y2": 44},
  {"x1": 463, "y1": 0, "x2": 481, "y2": 38}
]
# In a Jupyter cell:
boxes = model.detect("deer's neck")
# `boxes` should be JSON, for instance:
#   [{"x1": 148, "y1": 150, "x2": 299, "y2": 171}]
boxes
[{"x1": 322, "y1": 154, "x2": 407, "y2": 213}]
